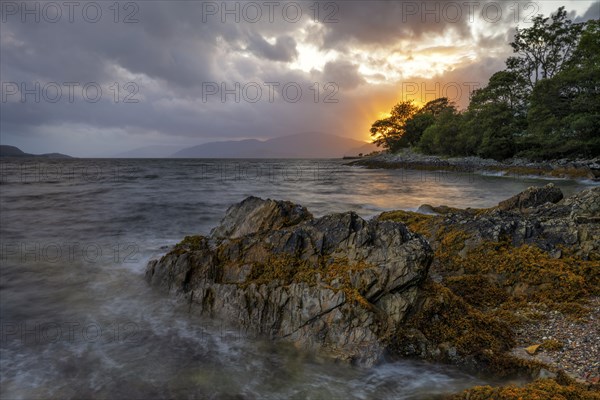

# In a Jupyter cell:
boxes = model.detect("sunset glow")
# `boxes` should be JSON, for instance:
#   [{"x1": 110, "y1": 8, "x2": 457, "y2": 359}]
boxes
[{"x1": 1, "y1": 0, "x2": 597, "y2": 156}]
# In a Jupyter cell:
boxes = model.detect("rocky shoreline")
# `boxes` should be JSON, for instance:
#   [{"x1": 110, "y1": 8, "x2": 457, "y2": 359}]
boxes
[
  {"x1": 511, "y1": 297, "x2": 600, "y2": 384},
  {"x1": 145, "y1": 185, "x2": 600, "y2": 398},
  {"x1": 347, "y1": 149, "x2": 600, "y2": 181},
  {"x1": 146, "y1": 197, "x2": 433, "y2": 366}
]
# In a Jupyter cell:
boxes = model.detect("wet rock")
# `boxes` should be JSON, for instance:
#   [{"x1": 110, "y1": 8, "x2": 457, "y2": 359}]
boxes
[
  {"x1": 416, "y1": 204, "x2": 437, "y2": 214},
  {"x1": 423, "y1": 186, "x2": 599, "y2": 260},
  {"x1": 380, "y1": 185, "x2": 600, "y2": 377},
  {"x1": 146, "y1": 197, "x2": 432, "y2": 366},
  {"x1": 562, "y1": 185, "x2": 600, "y2": 222},
  {"x1": 147, "y1": 187, "x2": 599, "y2": 373},
  {"x1": 210, "y1": 196, "x2": 312, "y2": 240},
  {"x1": 497, "y1": 183, "x2": 563, "y2": 211}
]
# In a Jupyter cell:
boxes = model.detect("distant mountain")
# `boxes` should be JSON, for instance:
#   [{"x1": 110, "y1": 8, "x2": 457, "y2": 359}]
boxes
[
  {"x1": 173, "y1": 139, "x2": 263, "y2": 158},
  {"x1": 0, "y1": 145, "x2": 72, "y2": 158},
  {"x1": 172, "y1": 132, "x2": 375, "y2": 158},
  {"x1": 115, "y1": 145, "x2": 184, "y2": 158}
]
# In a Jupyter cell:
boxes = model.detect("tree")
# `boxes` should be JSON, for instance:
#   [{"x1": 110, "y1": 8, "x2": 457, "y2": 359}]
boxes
[
  {"x1": 470, "y1": 71, "x2": 528, "y2": 114},
  {"x1": 404, "y1": 98, "x2": 456, "y2": 147},
  {"x1": 507, "y1": 6, "x2": 584, "y2": 91},
  {"x1": 420, "y1": 97, "x2": 455, "y2": 116},
  {"x1": 525, "y1": 19, "x2": 600, "y2": 159},
  {"x1": 460, "y1": 71, "x2": 528, "y2": 160},
  {"x1": 370, "y1": 101, "x2": 419, "y2": 152},
  {"x1": 403, "y1": 113, "x2": 435, "y2": 147},
  {"x1": 473, "y1": 103, "x2": 519, "y2": 160},
  {"x1": 368, "y1": 8, "x2": 598, "y2": 160},
  {"x1": 418, "y1": 108, "x2": 463, "y2": 155}
]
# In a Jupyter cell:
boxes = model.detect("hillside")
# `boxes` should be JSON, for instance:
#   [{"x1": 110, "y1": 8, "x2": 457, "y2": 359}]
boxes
[
  {"x1": 0, "y1": 145, "x2": 72, "y2": 158},
  {"x1": 171, "y1": 132, "x2": 377, "y2": 158}
]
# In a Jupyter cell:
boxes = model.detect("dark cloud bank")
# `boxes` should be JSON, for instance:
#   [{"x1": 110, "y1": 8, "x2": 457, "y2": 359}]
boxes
[{"x1": 0, "y1": 0, "x2": 597, "y2": 156}]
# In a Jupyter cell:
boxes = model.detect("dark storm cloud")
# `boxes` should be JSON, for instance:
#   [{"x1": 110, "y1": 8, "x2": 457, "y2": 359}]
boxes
[
  {"x1": 323, "y1": 60, "x2": 366, "y2": 90},
  {"x1": 1, "y1": 1, "x2": 325, "y2": 144},
  {"x1": 314, "y1": 0, "x2": 534, "y2": 50},
  {"x1": 0, "y1": 9, "x2": 218, "y2": 87},
  {"x1": 317, "y1": 1, "x2": 599, "y2": 57},
  {"x1": 246, "y1": 34, "x2": 299, "y2": 62},
  {"x1": 319, "y1": 1, "x2": 466, "y2": 47},
  {"x1": 0, "y1": 0, "x2": 595, "y2": 156}
]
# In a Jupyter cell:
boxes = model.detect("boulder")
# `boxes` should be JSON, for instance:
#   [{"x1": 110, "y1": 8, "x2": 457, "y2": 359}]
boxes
[
  {"x1": 415, "y1": 186, "x2": 598, "y2": 259},
  {"x1": 381, "y1": 186, "x2": 600, "y2": 375},
  {"x1": 210, "y1": 196, "x2": 313, "y2": 240},
  {"x1": 562, "y1": 186, "x2": 600, "y2": 222},
  {"x1": 497, "y1": 183, "x2": 563, "y2": 211},
  {"x1": 146, "y1": 197, "x2": 433, "y2": 366}
]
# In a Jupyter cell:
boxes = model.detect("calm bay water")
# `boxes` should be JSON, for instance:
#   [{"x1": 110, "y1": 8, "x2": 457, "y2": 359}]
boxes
[{"x1": 0, "y1": 159, "x2": 596, "y2": 399}]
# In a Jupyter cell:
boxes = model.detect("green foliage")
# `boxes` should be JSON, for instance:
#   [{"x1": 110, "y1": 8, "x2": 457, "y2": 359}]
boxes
[
  {"x1": 370, "y1": 8, "x2": 599, "y2": 161},
  {"x1": 507, "y1": 6, "x2": 584, "y2": 90},
  {"x1": 403, "y1": 112, "x2": 435, "y2": 147},
  {"x1": 471, "y1": 70, "x2": 529, "y2": 113},
  {"x1": 407, "y1": 97, "x2": 456, "y2": 147},
  {"x1": 462, "y1": 71, "x2": 528, "y2": 160},
  {"x1": 470, "y1": 102, "x2": 519, "y2": 160},
  {"x1": 371, "y1": 98, "x2": 456, "y2": 153},
  {"x1": 523, "y1": 19, "x2": 600, "y2": 159},
  {"x1": 418, "y1": 108, "x2": 463, "y2": 155},
  {"x1": 370, "y1": 101, "x2": 419, "y2": 152}
]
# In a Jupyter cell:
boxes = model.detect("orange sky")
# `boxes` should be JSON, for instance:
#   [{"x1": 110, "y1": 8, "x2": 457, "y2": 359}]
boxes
[{"x1": 2, "y1": 1, "x2": 597, "y2": 155}]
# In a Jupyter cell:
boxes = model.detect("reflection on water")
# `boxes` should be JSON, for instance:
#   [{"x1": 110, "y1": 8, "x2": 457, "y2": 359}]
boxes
[{"x1": 0, "y1": 159, "x2": 595, "y2": 399}]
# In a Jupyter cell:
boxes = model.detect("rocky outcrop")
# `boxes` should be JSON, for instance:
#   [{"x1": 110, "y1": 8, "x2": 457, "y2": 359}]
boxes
[
  {"x1": 410, "y1": 186, "x2": 599, "y2": 260},
  {"x1": 379, "y1": 186, "x2": 600, "y2": 378},
  {"x1": 563, "y1": 187, "x2": 600, "y2": 223},
  {"x1": 146, "y1": 197, "x2": 433, "y2": 366},
  {"x1": 146, "y1": 186, "x2": 598, "y2": 376},
  {"x1": 497, "y1": 183, "x2": 563, "y2": 211},
  {"x1": 347, "y1": 149, "x2": 600, "y2": 180},
  {"x1": 210, "y1": 196, "x2": 313, "y2": 240}
]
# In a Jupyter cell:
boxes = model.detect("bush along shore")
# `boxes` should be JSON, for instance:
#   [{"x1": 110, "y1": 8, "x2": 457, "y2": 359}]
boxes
[
  {"x1": 347, "y1": 150, "x2": 600, "y2": 181},
  {"x1": 146, "y1": 185, "x2": 600, "y2": 398}
]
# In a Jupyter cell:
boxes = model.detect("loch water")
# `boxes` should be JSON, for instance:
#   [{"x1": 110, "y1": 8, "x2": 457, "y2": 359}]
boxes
[{"x1": 0, "y1": 159, "x2": 595, "y2": 399}]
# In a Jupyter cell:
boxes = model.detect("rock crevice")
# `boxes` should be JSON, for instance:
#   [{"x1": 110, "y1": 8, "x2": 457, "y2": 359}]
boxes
[{"x1": 146, "y1": 197, "x2": 433, "y2": 365}]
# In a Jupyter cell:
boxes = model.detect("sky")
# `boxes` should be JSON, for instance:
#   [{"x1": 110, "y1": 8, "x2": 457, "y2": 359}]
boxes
[{"x1": 1, "y1": 0, "x2": 598, "y2": 157}]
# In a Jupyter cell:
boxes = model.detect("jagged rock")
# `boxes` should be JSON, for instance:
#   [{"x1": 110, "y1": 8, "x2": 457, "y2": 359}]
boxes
[
  {"x1": 416, "y1": 204, "x2": 437, "y2": 214},
  {"x1": 210, "y1": 196, "x2": 313, "y2": 240},
  {"x1": 146, "y1": 197, "x2": 433, "y2": 366},
  {"x1": 562, "y1": 186, "x2": 600, "y2": 222},
  {"x1": 146, "y1": 187, "x2": 598, "y2": 373},
  {"x1": 385, "y1": 186, "x2": 599, "y2": 374},
  {"x1": 416, "y1": 186, "x2": 599, "y2": 259},
  {"x1": 497, "y1": 183, "x2": 564, "y2": 211}
]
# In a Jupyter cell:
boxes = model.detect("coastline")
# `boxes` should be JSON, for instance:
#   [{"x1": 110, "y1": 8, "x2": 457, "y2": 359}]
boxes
[
  {"x1": 146, "y1": 185, "x2": 600, "y2": 398},
  {"x1": 346, "y1": 150, "x2": 600, "y2": 182}
]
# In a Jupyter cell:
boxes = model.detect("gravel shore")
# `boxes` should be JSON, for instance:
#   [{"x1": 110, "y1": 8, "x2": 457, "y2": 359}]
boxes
[
  {"x1": 511, "y1": 297, "x2": 600, "y2": 383},
  {"x1": 348, "y1": 150, "x2": 600, "y2": 181}
]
